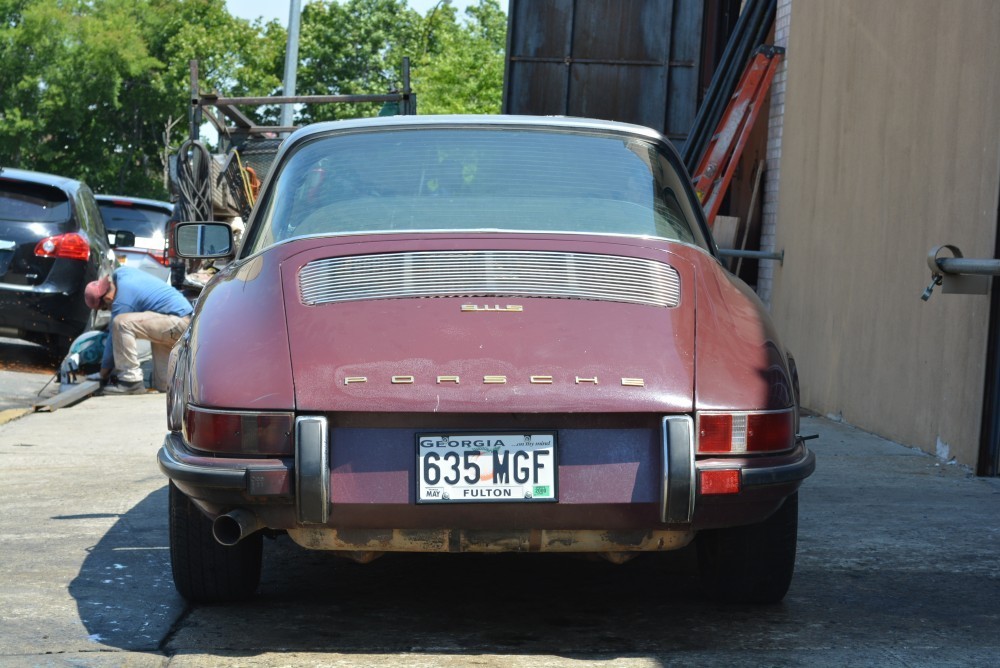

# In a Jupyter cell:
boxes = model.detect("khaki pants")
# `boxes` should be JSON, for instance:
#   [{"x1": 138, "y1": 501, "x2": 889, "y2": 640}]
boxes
[{"x1": 112, "y1": 312, "x2": 191, "y2": 391}]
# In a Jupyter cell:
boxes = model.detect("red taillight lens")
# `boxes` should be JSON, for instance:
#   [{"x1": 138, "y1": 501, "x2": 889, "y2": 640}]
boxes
[
  {"x1": 165, "y1": 223, "x2": 177, "y2": 259},
  {"x1": 697, "y1": 410, "x2": 794, "y2": 454},
  {"x1": 183, "y1": 406, "x2": 294, "y2": 455},
  {"x1": 697, "y1": 414, "x2": 734, "y2": 453},
  {"x1": 148, "y1": 248, "x2": 170, "y2": 266},
  {"x1": 746, "y1": 411, "x2": 795, "y2": 453},
  {"x1": 35, "y1": 232, "x2": 90, "y2": 261}
]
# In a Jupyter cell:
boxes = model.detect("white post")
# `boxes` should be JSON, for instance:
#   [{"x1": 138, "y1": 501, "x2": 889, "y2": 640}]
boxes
[{"x1": 280, "y1": 0, "x2": 302, "y2": 128}]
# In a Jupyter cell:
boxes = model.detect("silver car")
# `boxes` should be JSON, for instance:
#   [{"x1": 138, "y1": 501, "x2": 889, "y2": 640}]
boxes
[{"x1": 95, "y1": 195, "x2": 173, "y2": 281}]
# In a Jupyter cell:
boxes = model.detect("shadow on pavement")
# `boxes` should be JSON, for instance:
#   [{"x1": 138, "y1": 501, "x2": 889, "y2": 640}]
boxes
[
  {"x1": 67, "y1": 420, "x2": 1000, "y2": 663},
  {"x1": 169, "y1": 536, "x2": 712, "y2": 657},
  {"x1": 68, "y1": 485, "x2": 184, "y2": 651}
]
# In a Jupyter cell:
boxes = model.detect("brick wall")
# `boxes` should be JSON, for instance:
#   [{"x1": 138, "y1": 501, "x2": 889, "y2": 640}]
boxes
[{"x1": 758, "y1": 0, "x2": 792, "y2": 308}]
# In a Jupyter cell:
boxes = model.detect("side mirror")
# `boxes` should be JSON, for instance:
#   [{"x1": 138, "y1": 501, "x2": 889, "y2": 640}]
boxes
[
  {"x1": 174, "y1": 221, "x2": 234, "y2": 259},
  {"x1": 108, "y1": 229, "x2": 136, "y2": 248}
]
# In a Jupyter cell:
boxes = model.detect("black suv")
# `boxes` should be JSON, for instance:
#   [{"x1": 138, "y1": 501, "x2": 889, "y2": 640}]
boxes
[{"x1": 0, "y1": 168, "x2": 117, "y2": 360}]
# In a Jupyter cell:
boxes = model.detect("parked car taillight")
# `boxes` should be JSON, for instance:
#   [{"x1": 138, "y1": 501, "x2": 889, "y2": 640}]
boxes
[
  {"x1": 165, "y1": 222, "x2": 177, "y2": 259},
  {"x1": 34, "y1": 232, "x2": 90, "y2": 261},
  {"x1": 148, "y1": 248, "x2": 170, "y2": 266},
  {"x1": 696, "y1": 409, "x2": 795, "y2": 454},
  {"x1": 183, "y1": 405, "x2": 294, "y2": 455}
]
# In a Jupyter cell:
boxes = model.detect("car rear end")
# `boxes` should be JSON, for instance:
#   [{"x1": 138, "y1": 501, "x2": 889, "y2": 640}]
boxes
[
  {"x1": 0, "y1": 169, "x2": 104, "y2": 354},
  {"x1": 159, "y1": 116, "x2": 814, "y2": 604},
  {"x1": 96, "y1": 196, "x2": 173, "y2": 281}
]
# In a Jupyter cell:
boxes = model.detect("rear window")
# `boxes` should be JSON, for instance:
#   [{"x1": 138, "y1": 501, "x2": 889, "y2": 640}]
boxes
[
  {"x1": 98, "y1": 202, "x2": 171, "y2": 239},
  {"x1": 248, "y1": 127, "x2": 706, "y2": 254},
  {"x1": 0, "y1": 180, "x2": 71, "y2": 223}
]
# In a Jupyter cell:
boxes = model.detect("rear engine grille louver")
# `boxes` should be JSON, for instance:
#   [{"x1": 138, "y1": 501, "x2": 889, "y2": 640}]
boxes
[{"x1": 298, "y1": 250, "x2": 681, "y2": 308}]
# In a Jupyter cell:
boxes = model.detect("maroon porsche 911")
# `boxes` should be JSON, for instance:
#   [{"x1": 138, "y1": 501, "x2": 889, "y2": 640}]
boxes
[{"x1": 160, "y1": 115, "x2": 814, "y2": 604}]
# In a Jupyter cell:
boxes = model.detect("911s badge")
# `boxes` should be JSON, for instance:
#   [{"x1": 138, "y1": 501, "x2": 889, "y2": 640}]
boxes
[{"x1": 461, "y1": 304, "x2": 524, "y2": 312}]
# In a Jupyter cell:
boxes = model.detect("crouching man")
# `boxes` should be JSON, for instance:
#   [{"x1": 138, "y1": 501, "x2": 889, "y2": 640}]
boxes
[{"x1": 84, "y1": 267, "x2": 193, "y2": 395}]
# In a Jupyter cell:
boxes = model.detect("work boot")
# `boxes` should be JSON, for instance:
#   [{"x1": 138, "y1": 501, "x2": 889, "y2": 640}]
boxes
[{"x1": 101, "y1": 379, "x2": 147, "y2": 395}]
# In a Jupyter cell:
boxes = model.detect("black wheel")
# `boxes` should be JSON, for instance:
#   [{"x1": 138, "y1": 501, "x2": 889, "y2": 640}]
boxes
[
  {"x1": 169, "y1": 482, "x2": 262, "y2": 603},
  {"x1": 697, "y1": 492, "x2": 799, "y2": 604},
  {"x1": 170, "y1": 260, "x2": 186, "y2": 289}
]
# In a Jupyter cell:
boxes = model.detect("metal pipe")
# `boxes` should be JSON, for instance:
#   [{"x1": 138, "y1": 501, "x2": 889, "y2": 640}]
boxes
[
  {"x1": 189, "y1": 60, "x2": 201, "y2": 142},
  {"x1": 212, "y1": 509, "x2": 264, "y2": 546},
  {"x1": 936, "y1": 258, "x2": 1000, "y2": 276},
  {"x1": 718, "y1": 248, "x2": 784, "y2": 263},
  {"x1": 401, "y1": 56, "x2": 414, "y2": 115},
  {"x1": 200, "y1": 94, "x2": 407, "y2": 106}
]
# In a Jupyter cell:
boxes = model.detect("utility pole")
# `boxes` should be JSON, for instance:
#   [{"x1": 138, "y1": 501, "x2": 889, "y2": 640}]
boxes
[{"x1": 280, "y1": 0, "x2": 302, "y2": 129}]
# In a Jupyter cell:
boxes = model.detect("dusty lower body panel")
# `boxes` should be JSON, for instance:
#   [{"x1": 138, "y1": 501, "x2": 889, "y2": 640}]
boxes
[{"x1": 286, "y1": 526, "x2": 694, "y2": 554}]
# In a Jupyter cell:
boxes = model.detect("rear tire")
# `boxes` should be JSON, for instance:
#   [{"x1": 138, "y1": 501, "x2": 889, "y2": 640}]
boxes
[
  {"x1": 169, "y1": 482, "x2": 262, "y2": 603},
  {"x1": 697, "y1": 492, "x2": 799, "y2": 604}
]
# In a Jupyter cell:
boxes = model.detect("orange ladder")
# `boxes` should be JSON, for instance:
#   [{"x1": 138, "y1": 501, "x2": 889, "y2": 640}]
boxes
[{"x1": 692, "y1": 45, "x2": 785, "y2": 227}]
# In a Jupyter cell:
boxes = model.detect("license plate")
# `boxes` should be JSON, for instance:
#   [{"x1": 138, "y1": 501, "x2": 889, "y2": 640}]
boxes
[{"x1": 416, "y1": 432, "x2": 557, "y2": 504}]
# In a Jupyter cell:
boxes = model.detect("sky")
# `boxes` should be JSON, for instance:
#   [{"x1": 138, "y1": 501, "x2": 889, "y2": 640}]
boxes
[{"x1": 225, "y1": 0, "x2": 501, "y2": 26}]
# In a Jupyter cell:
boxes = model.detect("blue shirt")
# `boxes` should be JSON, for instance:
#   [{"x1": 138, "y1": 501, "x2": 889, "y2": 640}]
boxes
[{"x1": 101, "y1": 267, "x2": 193, "y2": 371}]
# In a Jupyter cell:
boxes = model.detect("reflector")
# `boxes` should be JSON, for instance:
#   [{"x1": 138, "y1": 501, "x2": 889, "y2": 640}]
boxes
[
  {"x1": 697, "y1": 414, "x2": 733, "y2": 453},
  {"x1": 700, "y1": 469, "x2": 741, "y2": 494}
]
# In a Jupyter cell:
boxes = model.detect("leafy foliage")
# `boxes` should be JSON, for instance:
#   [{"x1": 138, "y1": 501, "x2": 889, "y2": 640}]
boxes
[
  {"x1": 0, "y1": 0, "x2": 506, "y2": 198},
  {"x1": 414, "y1": 0, "x2": 506, "y2": 115}
]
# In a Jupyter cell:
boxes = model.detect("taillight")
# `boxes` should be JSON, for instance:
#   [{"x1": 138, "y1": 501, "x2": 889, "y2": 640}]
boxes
[
  {"x1": 165, "y1": 223, "x2": 177, "y2": 259},
  {"x1": 697, "y1": 409, "x2": 795, "y2": 454},
  {"x1": 35, "y1": 232, "x2": 90, "y2": 261},
  {"x1": 183, "y1": 405, "x2": 294, "y2": 455},
  {"x1": 148, "y1": 248, "x2": 170, "y2": 266}
]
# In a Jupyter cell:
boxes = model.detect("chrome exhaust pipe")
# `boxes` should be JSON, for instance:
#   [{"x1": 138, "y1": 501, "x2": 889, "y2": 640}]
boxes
[{"x1": 212, "y1": 509, "x2": 263, "y2": 546}]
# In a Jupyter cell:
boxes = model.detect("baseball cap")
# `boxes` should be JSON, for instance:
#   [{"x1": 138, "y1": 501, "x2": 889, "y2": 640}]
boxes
[{"x1": 84, "y1": 275, "x2": 112, "y2": 310}]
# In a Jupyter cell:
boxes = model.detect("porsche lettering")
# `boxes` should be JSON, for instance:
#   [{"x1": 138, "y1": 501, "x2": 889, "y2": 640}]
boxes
[{"x1": 342, "y1": 375, "x2": 647, "y2": 386}]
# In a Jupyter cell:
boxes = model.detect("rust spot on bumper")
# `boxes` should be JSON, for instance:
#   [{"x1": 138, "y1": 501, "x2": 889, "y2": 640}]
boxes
[{"x1": 286, "y1": 527, "x2": 694, "y2": 553}]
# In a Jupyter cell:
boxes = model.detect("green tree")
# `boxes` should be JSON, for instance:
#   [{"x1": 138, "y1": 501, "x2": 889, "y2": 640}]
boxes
[
  {"x1": 146, "y1": 0, "x2": 285, "y2": 126},
  {"x1": 293, "y1": 0, "x2": 506, "y2": 121},
  {"x1": 295, "y1": 0, "x2": 424, "y2": 123},
  {"x1": 143, "y1": 0, "x2": 285, "y2": 188},
  {"x1": 413, "y1": 0, "x2": 506, "y2": 115},
  {"x1": 0, "y1": 0, "x2": 284, "y2": 198},
  {"x1": 1, "y1": 0, "x2": 169, "y2": 194},
  {"x1": 0, "y1": 0, "x2": 507, "y2": 198}
]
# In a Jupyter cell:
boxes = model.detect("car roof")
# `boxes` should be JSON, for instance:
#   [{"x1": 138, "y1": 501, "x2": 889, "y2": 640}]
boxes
[
  {"x1": 290, "y1": 114, "x2": 667, "y2": 146},
  {"x1": 0, "y1": 166, "x2": 83, "y2": 193},
  {"x1": 95, "y1": 194, "x2": 173, "y2": 211}
]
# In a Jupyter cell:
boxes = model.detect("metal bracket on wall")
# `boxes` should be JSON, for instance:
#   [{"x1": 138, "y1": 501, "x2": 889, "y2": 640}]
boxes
[{"x1": 921, "y1": 244, "x2": 994, "y2": 301}]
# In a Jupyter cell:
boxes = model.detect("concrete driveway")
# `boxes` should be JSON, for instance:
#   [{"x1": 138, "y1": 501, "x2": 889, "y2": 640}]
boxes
[{"x1": 0, "y1": 396, "x2": 998, "y2": 666}]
